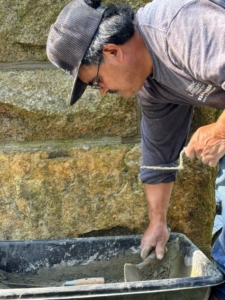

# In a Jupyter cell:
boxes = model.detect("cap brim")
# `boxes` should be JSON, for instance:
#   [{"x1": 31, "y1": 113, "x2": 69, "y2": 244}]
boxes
[{"x1": 70, "y1": 70, "x2": 87, "y2": 105}]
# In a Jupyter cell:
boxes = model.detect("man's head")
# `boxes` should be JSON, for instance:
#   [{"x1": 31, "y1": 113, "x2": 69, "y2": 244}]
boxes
[{"x1": 47, "y1": 0, "x2": 135, "y2": 104}]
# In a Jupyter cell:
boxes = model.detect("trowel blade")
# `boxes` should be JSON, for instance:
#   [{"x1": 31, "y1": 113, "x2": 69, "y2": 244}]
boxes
[
  {"x1": 124, "y1": 263, "x2": 142, "y2": 282},
  {"x1": 124, "y1": 252, "x2": 157, "y2": 282}
]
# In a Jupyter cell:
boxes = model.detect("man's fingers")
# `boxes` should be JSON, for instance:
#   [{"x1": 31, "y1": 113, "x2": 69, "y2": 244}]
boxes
[
  {"x1": 200, "y1": 153, "x2": 216, "y2": 166},
  {"x1": 202, "y1": 143, "x2": 225, "y2": 167},
  {"x1": 141, "y1": 246, "x2": 154, "y2": 260},
  {"x1": 155, "y1": 243, "x2": 165, "y2": 260},
  {"x1": 186, "y1": 129, "x2": 225, "y2": 166},
  {"x1": 141, "y1": 246, "x2": 168, "y2": 261},
  {"x1": 208, "y1": 159, "x2": 219, "y2": 168},
  {"x1": 141, "y1": 226, "x2": 171, "y2": 261},
  {"x1": 185, "y1": 145, "x2": 196, "y2": 159},
  {"x1": 155, "y1": 232, "x2": 170, "y2": 260}
]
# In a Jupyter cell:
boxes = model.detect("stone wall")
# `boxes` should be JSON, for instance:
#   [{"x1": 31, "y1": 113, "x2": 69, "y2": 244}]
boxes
[{"x1": 0, "y1": 0, "x2": 219, "y2": 256}]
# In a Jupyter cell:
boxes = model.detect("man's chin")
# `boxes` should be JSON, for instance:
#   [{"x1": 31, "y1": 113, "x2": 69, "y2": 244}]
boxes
[{"x1": 119, "y1": 91, "x2": 135, "y2": 98}]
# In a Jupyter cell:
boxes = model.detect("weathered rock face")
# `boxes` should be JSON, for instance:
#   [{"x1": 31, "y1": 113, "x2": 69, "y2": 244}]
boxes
[
  {"x1": 0, "y1": 141, "x2": 146, "y2": 240},
  {"x1": 0, "y1": 69, "x2": 137, "y2": 141},
  {"x1": 170, "y1": 158, "x2": 217, "y2": 256},
  {"x1": 0, "y1": 0, "x2": 69, "y2": 62},
  {"x1": 0, "y1": 0, "x2": 219, "y2": 257},
  {"x1": 0, "y1": 0, "x2": 147, "y2": 62}
]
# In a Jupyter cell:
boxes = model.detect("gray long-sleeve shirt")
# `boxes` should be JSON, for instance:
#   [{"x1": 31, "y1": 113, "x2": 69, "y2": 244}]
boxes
[{"x1": 136, "y1": 0, "x2": 225, "y2": 184}]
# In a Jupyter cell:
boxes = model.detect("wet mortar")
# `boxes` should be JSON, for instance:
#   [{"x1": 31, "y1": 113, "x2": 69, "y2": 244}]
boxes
[{"x1": 0, "y1": 240, "x2": 192, "y2": 289}]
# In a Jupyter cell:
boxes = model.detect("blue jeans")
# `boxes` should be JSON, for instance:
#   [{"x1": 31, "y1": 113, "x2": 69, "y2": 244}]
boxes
[
  {"x1": 215, "y1": 156, "x2": 225, "y2": 224},
  {"x1": 211, "y1": 156, "x2": 225, "y2": 299}
]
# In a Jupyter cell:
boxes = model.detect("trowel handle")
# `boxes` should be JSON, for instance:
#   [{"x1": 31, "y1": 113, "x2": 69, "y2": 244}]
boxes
[
  {"x1": 142, "y1": 252, "x2": 157, "y2": 268},
  {"x1": 63, "y1": 277, "x2": 105, "y2": 286},
  {"x1": 137, "y1": 252, "x2": 157, "y2": 270}
]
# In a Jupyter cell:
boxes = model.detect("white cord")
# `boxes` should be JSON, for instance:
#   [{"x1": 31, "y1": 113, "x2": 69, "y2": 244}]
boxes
[{"x1": 141, "y1": 148, "x2": 186, "y2": 171}]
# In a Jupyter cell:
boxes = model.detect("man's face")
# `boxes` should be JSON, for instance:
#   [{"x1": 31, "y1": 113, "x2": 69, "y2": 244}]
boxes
[
  {"x1": 79, "y1": 62, "x2": 143, "y2": 98},
  {"x1": 78, "y1": 44, "x2": 149, "y2": 98}
]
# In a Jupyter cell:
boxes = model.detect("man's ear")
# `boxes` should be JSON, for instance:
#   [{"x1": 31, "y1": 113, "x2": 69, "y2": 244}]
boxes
[{"x1": 102, "y1": 44, "x2": 123, "y2": 62}]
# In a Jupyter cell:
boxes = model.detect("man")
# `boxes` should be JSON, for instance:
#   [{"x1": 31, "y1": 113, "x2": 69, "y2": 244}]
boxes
[{"x1": 47, "y1": 0, "x2": 225, "y2": 298}]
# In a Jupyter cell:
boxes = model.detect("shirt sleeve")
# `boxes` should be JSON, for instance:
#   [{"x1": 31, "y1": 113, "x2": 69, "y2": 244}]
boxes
[
  {"x1": 138, "y1": 90, "x2": 194, "y2": 184},
  {"x1": 167, "y1": 0, "x2": 225, "y2": 89}
]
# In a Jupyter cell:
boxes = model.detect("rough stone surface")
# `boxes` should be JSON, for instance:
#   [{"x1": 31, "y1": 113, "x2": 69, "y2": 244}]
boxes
[
  {"x1": 169, "y1": 157, "x2": 217, "y2": 256},
  {"x1": 0, "y1": 69, "x2": 137, "y2": 141},
  {"x1": 0, "y1": 0, "x2": 149, "y2": 62},
  {"x1": 0, "y1": 0, "x2": 69, "y2": 62},
  {"x1": 0, "y1": 142, "x2": 146, "y2": 240}
]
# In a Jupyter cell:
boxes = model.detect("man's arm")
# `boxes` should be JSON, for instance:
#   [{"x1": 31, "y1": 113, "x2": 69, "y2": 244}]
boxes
[
  {"x1": 141, "y1": 182, "x2": 173, "y2": 260},
  {"x1": 138, "y1": 101, "x2": 193, "y2": 261},
  {"x1": 141, "y1": 110, "x2": 225, "y2": 262}
]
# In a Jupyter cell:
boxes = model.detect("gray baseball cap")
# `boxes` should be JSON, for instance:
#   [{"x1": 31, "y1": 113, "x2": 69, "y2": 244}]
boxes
[{"x1": 46, "y1": 0, "x2": 106, "y2": 105}]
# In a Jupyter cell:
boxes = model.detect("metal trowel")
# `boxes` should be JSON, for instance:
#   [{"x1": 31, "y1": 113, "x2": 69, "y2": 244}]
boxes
[{"x1": 124, "y1": 251, "x2": 157, "y2": 282}]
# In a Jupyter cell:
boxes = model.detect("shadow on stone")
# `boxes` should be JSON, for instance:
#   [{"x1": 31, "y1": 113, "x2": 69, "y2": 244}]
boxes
[{"x1": 78, "y1": 226, "x2": 142, "y2": 237}]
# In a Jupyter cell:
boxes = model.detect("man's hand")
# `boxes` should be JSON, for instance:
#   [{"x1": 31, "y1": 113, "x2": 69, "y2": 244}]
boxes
[
  {"x1": 141, "y1": 222, "x2": 170, "y2": 260},
  {"x1": 185, "y1": 111, "x2": 225, "y2": 167},
  {"x1": 142, "y1": 182, "x2": 173, "y2": 260}
]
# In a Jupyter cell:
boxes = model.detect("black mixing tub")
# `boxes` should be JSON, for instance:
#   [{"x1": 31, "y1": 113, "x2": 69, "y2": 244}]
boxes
[{"x1": 0, "y1": 233, "x2": 223, "y2": 299}]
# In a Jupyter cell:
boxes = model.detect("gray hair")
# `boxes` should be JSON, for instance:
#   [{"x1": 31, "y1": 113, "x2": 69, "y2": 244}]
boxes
[{"x1": 82, "y1": 3, "x2": 135, "y2": 65}]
